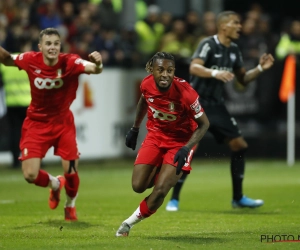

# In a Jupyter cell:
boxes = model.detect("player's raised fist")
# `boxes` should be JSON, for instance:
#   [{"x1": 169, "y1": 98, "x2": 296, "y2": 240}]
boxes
[{"x1": 88, "y1": 51, "x2": 102, "y2": 65}]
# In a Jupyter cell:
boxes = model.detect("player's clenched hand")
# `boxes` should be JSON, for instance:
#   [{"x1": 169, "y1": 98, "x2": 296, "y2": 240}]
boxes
[
  {"x1": 88, "y1": 51, "x2": 102, "y2": 66},
  {"x1": 259, "y1": 53, "x2": 274, "y2": 70},
  {"x1": 174, "y1": 146, "x2": 190, "y2": 175},
  {"x1": 215, "y1": 71, "x2": 234, "y2": 83},
  {"x1": 125, "y1": 127, "x2": 139, "y2": 150}
]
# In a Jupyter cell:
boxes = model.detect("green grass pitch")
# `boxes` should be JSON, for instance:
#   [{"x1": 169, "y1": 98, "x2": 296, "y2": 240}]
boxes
[{"x1": 0, "y1": 158, "x2": 299, "y2": 250}]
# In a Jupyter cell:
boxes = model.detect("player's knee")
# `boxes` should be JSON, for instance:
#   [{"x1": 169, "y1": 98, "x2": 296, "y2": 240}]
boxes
[
  {"x1": 132, "y1": 181, "x2": 146, "y2": 193},
  {"x1": 24, "y1": 173, "x2": 37, "y2": 183},
  {"x1": 230, "y1": 139, "x2": 248, "y2": 152}
]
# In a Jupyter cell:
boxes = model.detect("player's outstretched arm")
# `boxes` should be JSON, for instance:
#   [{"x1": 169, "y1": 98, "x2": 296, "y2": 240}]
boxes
[
  {"x1": 190, "y1": 58, "x2": 234, "y2": 83},
  {"x1": 84, "y1": 51, "x2": 103, "y2": 74},
  {"x1": 0, "y1": 47, "x2": 16, "y2": 66},
  {"x1": 235, "y1": 53, "x2": 275, "y2": 86}
]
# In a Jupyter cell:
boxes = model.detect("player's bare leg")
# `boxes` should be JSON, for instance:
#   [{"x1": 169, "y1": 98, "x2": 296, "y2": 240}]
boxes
[
  {"x1": 116, "y1": 164, "x2": 182, "y2": 236},
  {"x1": 22, "y1": 157, "x2": 65, "y2": 208}
]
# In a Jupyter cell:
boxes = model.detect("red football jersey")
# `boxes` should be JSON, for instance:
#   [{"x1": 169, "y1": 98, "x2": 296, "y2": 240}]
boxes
[
  {"x1": 140, "y1": 75, "x2": 204, "y2": 140},
  {"x1": 13, "y1": 52, "x2": 86, "y2": 121}
]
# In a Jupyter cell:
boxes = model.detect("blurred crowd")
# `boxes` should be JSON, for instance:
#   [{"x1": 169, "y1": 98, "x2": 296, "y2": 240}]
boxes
[{"x1": 0, "y1": 0, "x2": 300, "y2": 70}]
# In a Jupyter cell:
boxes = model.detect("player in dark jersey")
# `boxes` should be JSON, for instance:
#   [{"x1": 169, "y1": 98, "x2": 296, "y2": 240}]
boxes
[
  {"x1": 115, "y1": 52, "x2": 209, "y2": 236},
  {"x1": 0, "y1": 28, "x2": 103, "y2": 220},
  {"x1": 166, "y1": 11, "x2": 274, "y2": 211}
]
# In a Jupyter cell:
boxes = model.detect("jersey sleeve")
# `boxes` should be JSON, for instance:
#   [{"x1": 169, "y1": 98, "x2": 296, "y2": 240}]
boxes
[
  {"x1": 139, "y1": 78, "x2": 148, "y2": 97},
  {"x1": 233, "y1": 48, "x2": 244, "y2": 70},
  {"x1": 185, "y1": 88, "x2": 204, "y2": 119},
  {"x1": 191, "y1": 39, "x2": 212, "y2": 63},
  {"x1": 67, "y1": 55, "x2": 86, "y2": 75},
  {"x1": 12, "y1": 52, "x2": 33, "y2": 71}
]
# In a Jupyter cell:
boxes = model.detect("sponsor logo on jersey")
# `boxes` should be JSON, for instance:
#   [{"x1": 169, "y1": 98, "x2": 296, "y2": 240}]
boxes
[
  {"x1": 149, "y1": 106, "x2": 177, "y2": 121},
  {"x1": 75, "y1": 58, "x2": 89, "y2": 66},
  {"x1": 34, "y1": 77, "x2": 64, "y2": 89},
  {"x1": 75, "y1": 58, "x2": 83, "y2": 64},
  {"x1": 211, "y1": 65, "x2": 233, "y2": 72},
  {"x1": 34, "y1": 69, "x2": 41, "y2": 74},
  {"x1": 148, "y1": 98, "x2": 154, "y2": 102},
  {"x1": 190, "y1": 98, "x2": 201, "y2": 113},
  {"x1": 214, "y1": 54, "x2": 222, "y2": 58}
]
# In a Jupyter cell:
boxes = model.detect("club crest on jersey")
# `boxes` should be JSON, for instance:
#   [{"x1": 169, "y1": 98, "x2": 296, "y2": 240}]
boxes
[
  {"x1": 23, "y1": 148, "x2": 28, "y2": 157},
  {"x1": 169, "y1": 102, "x2": 175, "y2": 112},
  {"x1": 57, "y1": 69, "x2": 62, "y2": 78},
  {"x1": 230, "y1": 53, "x2": 236, "y2": 62}
]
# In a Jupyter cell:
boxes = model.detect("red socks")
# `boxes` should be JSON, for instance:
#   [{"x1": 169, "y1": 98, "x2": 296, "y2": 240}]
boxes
[
  {"x1": 139, "y1": 199, "x2": 156, "y2": 218},
  {"x1": 34, "y1": 170, "x2": 49, "y2": 187},
  {"x1": 64, "y1": 172, "x2": 80, "y2": 198}
]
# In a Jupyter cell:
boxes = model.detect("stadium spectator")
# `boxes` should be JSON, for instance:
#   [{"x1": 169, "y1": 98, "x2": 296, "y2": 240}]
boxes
[
  {"x1": 159, "y1": 11, "x2": 173, "y2": 33},
  {"x1": 60, "y1": 1, "x2": 78, "y2": 44},
  {"x1": 38, "y1": 0, "x2": 62, "y2": 30},
  {"x1": 94, "y1": 28, "x2": 123, "y2": 66},
  {"x1": 115, "y1": 52, "x2": 210, "y2": 236},
  {"x1": 0, "y1": 27, "x2": 103, "y2": 220},
  {"x1": 237, "y1": 17, "x2": 267, "y2": 63},
  {"x1": 195, "y1": 11, "x2": 217, "y2": 45},
  {"x1": 165, "y1": 11, "x2": 274, "y2": 212},
  {"x1": 275, "y1": 19, "x2": 300, "y2": 60},
  {"x1": 98, "y1": 0, "x2": 120, "y2": 31},
  {"x1": 1, "y1": 40, "x2": 31, "y2": 168},
  {"x1": 159, "y1": 19, "x2": 195, "y2": 81},
  {"x1": 117, "y1": 25, "x2": 141, "y2": 68},
  {"x1": 135, "y1": 5, "x2": 165, "y2": 65},
  {"x1": 185, "y1": 10, "x2": 202, "y2": 38}
]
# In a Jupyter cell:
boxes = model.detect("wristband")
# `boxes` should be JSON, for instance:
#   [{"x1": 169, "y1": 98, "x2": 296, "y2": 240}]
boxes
[
  {"x1": 96, "y1": 63, "x2": 103, "y2": 69},
  {"x1": 257, "y1": 64, "x2": 263, "y2": 72},
  {"x1": 211, "y1": 70, "x2": 219, "y2": 78}
]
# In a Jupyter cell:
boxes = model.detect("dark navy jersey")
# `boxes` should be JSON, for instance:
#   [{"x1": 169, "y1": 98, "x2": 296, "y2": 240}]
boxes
[{"x1": 190, "y1": 35, "x2": 244, "y2": 105}]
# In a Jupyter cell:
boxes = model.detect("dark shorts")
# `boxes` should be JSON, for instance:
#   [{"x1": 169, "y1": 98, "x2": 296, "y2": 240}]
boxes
[{"x1": 203, "y1": 104, "x2": 241, "y2": 144}]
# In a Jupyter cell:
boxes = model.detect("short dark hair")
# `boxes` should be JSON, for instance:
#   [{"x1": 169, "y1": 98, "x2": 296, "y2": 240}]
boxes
[
  {"x1": 145, "y1": 52, "x2": 175, "y2": 73},
  {"x1": 216, "y1": 11, "x2": 238, "y2": 27},
  {"x1": 39, "y1": 28, "x2": 60, "y2": 42}
]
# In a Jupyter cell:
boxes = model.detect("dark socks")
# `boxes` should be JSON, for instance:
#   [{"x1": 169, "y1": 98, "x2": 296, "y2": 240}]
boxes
[
  {"x1": 171, "y1": 173, "x2": 188, "y2": 201},
  {"x1": 231, "y1": 150, "x2": 246, "y2": 201}
]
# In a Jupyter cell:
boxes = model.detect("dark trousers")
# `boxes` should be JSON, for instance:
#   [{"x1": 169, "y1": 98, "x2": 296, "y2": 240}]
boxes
[{"x1": 6, "y1": 107, "x2": 27, "y2": 167}]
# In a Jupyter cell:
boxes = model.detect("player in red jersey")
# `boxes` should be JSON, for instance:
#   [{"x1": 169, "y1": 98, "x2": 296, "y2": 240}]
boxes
[
  {"x1": 0, "y1": 28, "x2": 103, "y2": 220},
  {"x1": 115, "y1": 52, "x2": 210, "y2": 236}
]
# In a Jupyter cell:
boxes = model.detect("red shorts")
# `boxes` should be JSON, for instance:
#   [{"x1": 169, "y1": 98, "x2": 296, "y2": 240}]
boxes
[
  {"x1": 19, "y1": 113, "x2": 79, "y2": 161},
  {"x1": 134, "y1": 132, "x2": 196, "y2": 173}
]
